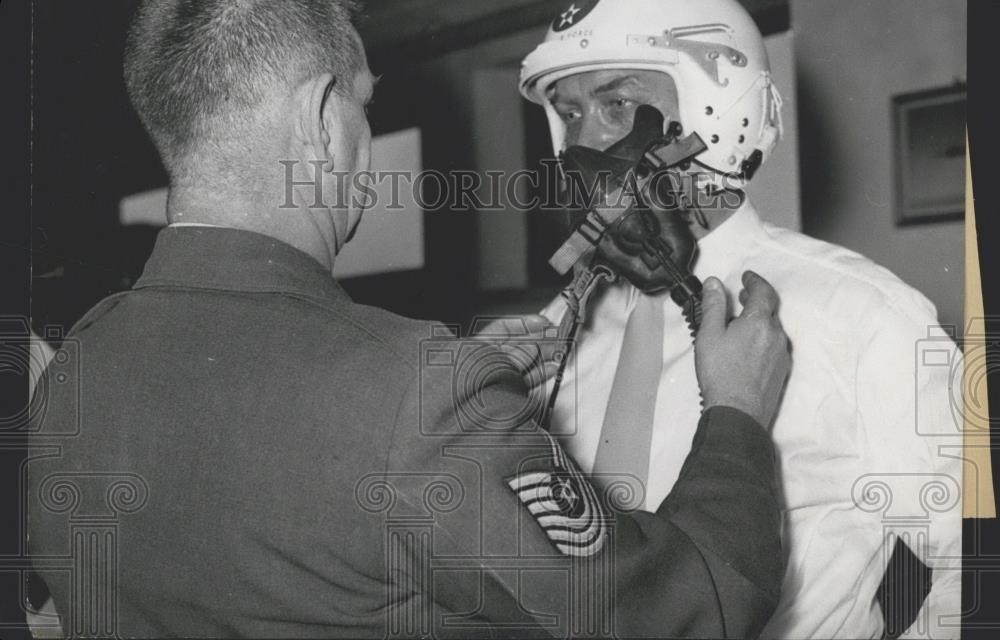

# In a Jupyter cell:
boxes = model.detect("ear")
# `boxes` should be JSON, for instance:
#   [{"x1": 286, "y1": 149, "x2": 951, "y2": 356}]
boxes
[{"x1": 294, "y1": 73, "x2": 337, "y2": 171}]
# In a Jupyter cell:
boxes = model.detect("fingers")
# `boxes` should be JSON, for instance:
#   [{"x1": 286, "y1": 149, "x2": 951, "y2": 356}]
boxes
[
  {"x1": 523, "y1": 328, "x2": 563, "y2": 367},
  {"x1": 696, "y1": 277, "x2": 728, "y2": 342},
  {"x1": 540, "y1": 297, "x2": 570, "y2": 327},
  {"x1": 482, "y1": 314, "x2": 562, "y2": 387},
  {"x1": 529, "y1": 361, "x2": 562, "y2": 389},
  {"x1": 476, "y1": 314, "x2": 552, "y2": 342},
  {"x1": 502, "y1": 342, "x2": 561, "y2": 391},
  {"x1": 738, "y1": 270, "x2": 779, "y2": 320},
  {"x1": 474, "y1": 317, "x2": 510, "y2": 340},
  {"x1": 520, "y1": 314, "x2": 553, "y2": 335},
  {"x1": 695, "y1": 272, "x2": 791, "y2": 428}
]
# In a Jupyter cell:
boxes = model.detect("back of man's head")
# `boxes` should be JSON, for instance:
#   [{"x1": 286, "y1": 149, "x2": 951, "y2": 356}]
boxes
[{"x1": 124, "y1": 0, "x2": 363, "y2": 183}]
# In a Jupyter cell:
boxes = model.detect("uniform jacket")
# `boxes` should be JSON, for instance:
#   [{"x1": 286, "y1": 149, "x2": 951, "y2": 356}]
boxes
[{"x1": 28, "y1": 226, "x2": 784, "y2": 638}]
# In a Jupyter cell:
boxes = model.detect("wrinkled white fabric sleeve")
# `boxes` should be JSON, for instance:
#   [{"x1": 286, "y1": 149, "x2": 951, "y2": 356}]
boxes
[{"x1": 855, "y1": 298, "x2": 963, "y2": 640}]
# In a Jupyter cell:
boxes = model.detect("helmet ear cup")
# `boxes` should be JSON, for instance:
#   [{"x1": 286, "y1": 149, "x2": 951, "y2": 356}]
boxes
[{"x1": 520, "y1": 0, "x2": 783, "y2": 188}]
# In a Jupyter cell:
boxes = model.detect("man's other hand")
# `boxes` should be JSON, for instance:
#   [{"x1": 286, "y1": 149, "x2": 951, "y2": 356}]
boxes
[
  {"x1": 695, "y1": 271, "x2": 791, "y2": 428},
  {"x1": 473, "y1": 315, "x2": 561, "y2": 393}
]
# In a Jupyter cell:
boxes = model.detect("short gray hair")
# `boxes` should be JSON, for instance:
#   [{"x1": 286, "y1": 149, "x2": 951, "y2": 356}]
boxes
[{"x1": 124, "y1": 0, "x2": 364, "y2": 176}]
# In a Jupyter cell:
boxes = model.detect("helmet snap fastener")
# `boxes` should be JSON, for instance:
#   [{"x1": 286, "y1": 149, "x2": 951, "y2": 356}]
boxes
[
  {"x1": 728, "y1": 156, "x2": 737, "y2": 165},
  {"x1": 580, "y1": 39, "x2": 590, "y2": 48}
]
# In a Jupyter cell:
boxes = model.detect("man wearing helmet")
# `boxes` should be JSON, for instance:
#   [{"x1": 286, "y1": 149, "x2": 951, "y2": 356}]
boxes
[{"x1": 521, "y1": 0, "x2": 961, "y2": 638}]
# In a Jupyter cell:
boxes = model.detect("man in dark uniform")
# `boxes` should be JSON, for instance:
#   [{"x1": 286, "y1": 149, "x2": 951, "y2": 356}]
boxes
[{"x1": 27, "y1": 1, "x2": 791, "y2": 637}]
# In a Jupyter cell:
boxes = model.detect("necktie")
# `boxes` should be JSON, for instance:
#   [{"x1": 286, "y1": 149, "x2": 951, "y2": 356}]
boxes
[{"x1": 592, "y1": 292, "x2": 665, "y2": 505}]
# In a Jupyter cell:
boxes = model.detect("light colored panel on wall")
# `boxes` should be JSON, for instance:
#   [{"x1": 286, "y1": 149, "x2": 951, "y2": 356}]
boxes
[
  {"x1": 120, "y1": 188, "x2": 168, "y2": 227},
  {"x1": 746, "y1": 30, "x2": 802, "y2": 232},
  {"x1": 118, "y1": 128, "x2": 425, "y2": 279},
  {"x1": 335, "y1": 128, "x2": 426, "y2": 278},
  {"x1": 792, "y1": 0, "x2": 966, "y2": 329}
]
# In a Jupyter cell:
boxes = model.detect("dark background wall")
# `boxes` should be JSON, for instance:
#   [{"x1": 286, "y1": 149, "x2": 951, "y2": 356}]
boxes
[{"x1": 31, "y1": 1, "x2": 165, "y2": 332}]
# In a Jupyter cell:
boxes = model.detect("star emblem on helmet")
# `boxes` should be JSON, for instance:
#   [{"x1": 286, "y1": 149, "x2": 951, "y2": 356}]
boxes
[
  {"x1": 551, "y1": 0, "x2": 599, "y2": 33},
  {"x1": 559, "y1": 4, "x2": 581, "y2": 28}
]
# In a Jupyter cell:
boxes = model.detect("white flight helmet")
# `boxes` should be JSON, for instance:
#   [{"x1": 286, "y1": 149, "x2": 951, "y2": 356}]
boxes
[{"x1": 520, "y1": 0, "x2": 783, "y2": 189}]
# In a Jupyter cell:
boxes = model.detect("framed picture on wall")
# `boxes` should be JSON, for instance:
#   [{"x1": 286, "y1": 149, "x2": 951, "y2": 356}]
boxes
[{"x1": 892, "y1": 84, "x2": 966, "y2": 225}]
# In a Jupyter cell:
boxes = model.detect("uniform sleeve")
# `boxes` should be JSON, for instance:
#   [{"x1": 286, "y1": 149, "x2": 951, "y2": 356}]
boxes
[
  {"x1": 855, "y1": 301, "x2": 963, "y2": 640},
  {"x1": 373, "y1": 338, "x2": 783, "y2": 638}
]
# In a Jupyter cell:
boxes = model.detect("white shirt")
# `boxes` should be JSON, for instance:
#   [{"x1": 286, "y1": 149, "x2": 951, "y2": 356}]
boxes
[{"x1": 542, "y1": 200, "x2": 962, "y2": 639}]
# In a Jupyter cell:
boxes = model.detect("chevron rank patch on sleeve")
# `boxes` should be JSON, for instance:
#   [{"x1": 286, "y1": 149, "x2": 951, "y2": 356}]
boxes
[{"x1": 506, "y1": 433, "x2": 608, "y2": 557}]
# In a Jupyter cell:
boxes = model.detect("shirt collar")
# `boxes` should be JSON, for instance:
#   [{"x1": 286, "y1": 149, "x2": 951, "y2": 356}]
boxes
[
  {"x1": 692, "y1": 198, "x2": 767, "y2": 280},
  {"x1": 134, "y1": 226, "x2": 350, "y2": 306}
]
